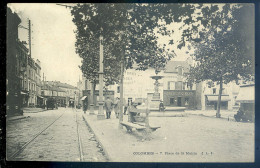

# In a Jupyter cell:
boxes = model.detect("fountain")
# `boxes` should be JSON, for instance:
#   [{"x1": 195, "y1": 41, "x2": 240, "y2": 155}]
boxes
[{"x1": 149, "y1": 75, "x2": 163, "y2": 109}]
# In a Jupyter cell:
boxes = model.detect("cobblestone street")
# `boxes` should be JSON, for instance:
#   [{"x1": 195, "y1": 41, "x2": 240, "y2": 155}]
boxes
[{"x1": 6, "y1": 108, "x2": 107, "y2": 161}]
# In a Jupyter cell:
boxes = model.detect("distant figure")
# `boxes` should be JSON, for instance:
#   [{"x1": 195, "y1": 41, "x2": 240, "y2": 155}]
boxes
[
  {"x1": 83, "y1": 101, "x2": 88, "y2": 114},
  {"x1": 124, "y1": 101, "x2": 128, "y2": 115},
  {"x1": 159, "y1": 100, "x2": 165, "y2": 112},
  {"x1": 114, "y1": 97, "x2": 120, "y2": 118},
  {"x1": 105, "y1": 97, "x2": 113, "y2": 119}
]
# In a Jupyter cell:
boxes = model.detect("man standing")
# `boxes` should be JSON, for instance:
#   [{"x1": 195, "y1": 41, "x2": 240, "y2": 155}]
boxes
[
  {"x1": 114, "y1": 97, "x2": 120, "y2": 118},
  {"x1": 104, "y1": 97, "x2": 113, "y2": 119}
]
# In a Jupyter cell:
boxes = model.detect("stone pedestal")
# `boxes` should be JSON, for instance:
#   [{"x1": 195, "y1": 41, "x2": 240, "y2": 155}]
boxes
[
  {"x1": 89, "y1": 104, "x2": 95, "y2": 115},
  {"x1": 150, "y1": 75, "x2": 163, "y2": 110},
  {"x1": 149, "y1": 93, "x2": 161, "y2": 109},
  {"x1": 97, "y1": 101, "x2": 105, "y2": 120},
  {"x1": 150, "y1": 99, "x2": 160, "y2": 109}
]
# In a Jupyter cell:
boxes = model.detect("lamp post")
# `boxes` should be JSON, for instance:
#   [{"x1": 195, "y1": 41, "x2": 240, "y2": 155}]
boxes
[
  {"x1": 97, "y1": 34, "x2": 105, "y2": 120},
  {"x1": 89, "y1": 81, "x2": 95, "y2": 115}
]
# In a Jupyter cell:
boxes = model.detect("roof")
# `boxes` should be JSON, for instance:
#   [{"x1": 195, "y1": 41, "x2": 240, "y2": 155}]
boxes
[
  {"x1": 164, "y1": 61, "x2": 190, "y2": 73},
  {"x1": 41, "y1": 83, "x2": 65, "y2": 92},
  {"x1": 52, "y1": 85, "x2": 66, "y2": 92},
  {"x1": 47, "y1": 81, "x2": 78, "y2": 89},
  {"x1": 236, "y1": 85, "x2": 254, "y2": 103}
]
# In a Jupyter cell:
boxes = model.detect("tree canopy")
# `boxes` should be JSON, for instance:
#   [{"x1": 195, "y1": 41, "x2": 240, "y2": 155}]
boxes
[
  {"x1": 187, "y1": 4, "x2": 254, "y2": 85},
  {"x1": 184, "y1": 4, "x2": 254, "y2": 117},
  {"x1": 71, "y1": 3, "x2": 197, "y2": 85}
]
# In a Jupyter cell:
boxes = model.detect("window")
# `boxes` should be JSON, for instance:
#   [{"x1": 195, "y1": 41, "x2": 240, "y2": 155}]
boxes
[
  {"x1": 222, "y1": 88, "x2": 226, "y2": 94},
  {"x1": 167, "y1": 81, "x2": 175, "y2": 90},
  {"x1": 178, "y1": 66, "x2": 183, "y2": 75},
  {"x1": 213, "y1": 88, "x2": 216, "y2": 94},
  {"x1": 175, "y1": 81, "x2": 182, "y2": 90},
  {"x1": 117, "y1": 86, "x2": 120, "y2": 93},
  {"x1": 170, "y1": 98, "x2": 175, "y2": 105},
  {"x1": 185, "y1": 98, "x2": 189, "y2": 106}
]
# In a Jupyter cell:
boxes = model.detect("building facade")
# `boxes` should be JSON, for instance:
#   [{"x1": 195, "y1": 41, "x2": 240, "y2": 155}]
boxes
[
  {"x1": 7, "y1": 7, "x2": 22, "y2": 116},
  {"x1": 196, "y1": 81, "x2": 241, "y2": 111},
  {"x1": 162, "y1": 61, "x2": 196, "y2": 109},
  {"x1": 26, "y1": 57, "x2": 37, "y2": 107},
  {"x1": 46, "y1": 81, "x2": 80, "y2": 107},
  {"x1": 35, "y1": 59, "x2": 43, "y2": 107},
  {"x1": 17, "y1": 40, "x2": 29, "y2": 108},
  {"x1": 41, "y1": 82, "x2": 66, "y2": 107}
]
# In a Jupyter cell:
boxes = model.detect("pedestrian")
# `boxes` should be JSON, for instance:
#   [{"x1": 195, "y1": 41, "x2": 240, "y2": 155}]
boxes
[
  {"x1": 83, "y1": 100, "x2": 88, "y2": 114},
  {"x1": 124, "y1": 101, "x2": 128, "y2": 115},
  {"x1": 104, "y1": 97, "x2": 113, "y2": 119},
  {"x1": 114, "y1": 97, "x2": 120, "y2": 118},
  {"x1": 159, "y1": 100, "x2": 165, "y2": 112}
]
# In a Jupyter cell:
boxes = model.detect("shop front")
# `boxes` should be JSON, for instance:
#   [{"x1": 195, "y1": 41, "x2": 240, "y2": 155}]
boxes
[
  {"x1": 205, "y1": 95, "x2": 230, "y2": 110},
  {"x1": 163, "y1": 90, "x2": 196, "y2": 109},
  {"x1": 56, "y1": 96, "x2": 66, "y2": 107},
  {"x1": 21, "y1": 90, "x2": 29, "y2": 108},
  {"x1": 37, "y1": 95, "x2": 45, "y2": 108}
]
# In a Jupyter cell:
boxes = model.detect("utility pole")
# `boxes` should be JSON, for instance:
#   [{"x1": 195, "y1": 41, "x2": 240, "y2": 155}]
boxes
[
  {"x1": 97, "y1": 34, "x2": 105, "y2": 120},
  {"x1": 119, "y1": 52, "x2": 124, "y2": 129},
  {"x1": 28, "y1": 19, "x2": 32, "y2": 57}
]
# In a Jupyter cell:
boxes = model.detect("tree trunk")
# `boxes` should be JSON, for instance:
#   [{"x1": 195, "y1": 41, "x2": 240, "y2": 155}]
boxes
[
  {"x1": 119, "y1": 52, "x2": 124, "y2": 129},
  {"x1": 216, "y1": 78, "x2": 223, "y2": 118}
]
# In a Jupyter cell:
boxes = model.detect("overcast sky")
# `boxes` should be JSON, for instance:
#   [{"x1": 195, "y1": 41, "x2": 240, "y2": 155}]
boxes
[
  {"x1": 9, "y1": 3, "x2": 82, "y2": 86},
  {"x1": 8, "y1": 3, "x2": 192, "y2": 86}
]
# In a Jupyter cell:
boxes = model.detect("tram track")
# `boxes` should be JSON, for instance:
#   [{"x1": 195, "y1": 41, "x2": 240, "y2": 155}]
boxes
[
  {"x1": 8, "y1": 112, "x2": 64, "y2": 160},
  {"x1": 74, "y1": 108, "x2": 109, "y2": 162},
  {"x1": 74, "y1": 108, "x2": 84, "y2": 161},
  {"x1": 8, "y1": 108, "x2": 108, "y2": 161}
]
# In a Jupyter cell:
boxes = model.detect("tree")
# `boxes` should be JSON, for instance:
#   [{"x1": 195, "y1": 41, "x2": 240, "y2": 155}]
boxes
[
  {"x1": 70, "y1": 3, "x2": 197, "y2": 122},
  {"x1": 186, "y1": 4, "x2": 254, "y2": 117}
]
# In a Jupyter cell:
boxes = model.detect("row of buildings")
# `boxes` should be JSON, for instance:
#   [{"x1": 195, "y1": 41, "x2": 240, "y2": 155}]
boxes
[
  {"x1": 7, "y1": 8, "x2": 80, "y2": 116},
  {"x1": 78, "y1": 59, "x2": 253, "y2": 111}
]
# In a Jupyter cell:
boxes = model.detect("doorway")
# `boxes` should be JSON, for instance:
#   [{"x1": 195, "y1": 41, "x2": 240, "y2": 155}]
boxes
[{"x1": 177, "y1": 97, "x2": 182, "y2": 106}]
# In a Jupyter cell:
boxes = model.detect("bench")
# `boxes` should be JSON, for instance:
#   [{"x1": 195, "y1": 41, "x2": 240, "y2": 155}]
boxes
[
  {"x1": 133, "y1": 122, "x2": 161, "y2": 131},
  {"x1": 120, "y1": 105, "x2": 160, "y2": 133},
  {"x1": 120, "y1": 121, "x2": 146, "y2": 132}
]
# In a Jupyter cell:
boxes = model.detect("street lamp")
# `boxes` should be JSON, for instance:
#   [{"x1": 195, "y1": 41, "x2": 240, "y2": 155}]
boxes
[{"x1": 97, "y1": 34, "x2": 105, "y2": 120}]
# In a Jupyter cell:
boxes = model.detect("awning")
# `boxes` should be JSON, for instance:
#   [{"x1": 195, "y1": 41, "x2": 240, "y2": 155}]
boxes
[
  {"x1": 207, "y1": 95, "x2": 230, "y2": 102},
  {"x1": 21, "y1": 91, "x2": 28, "y2": 95},
  {"x1": 81, "y1": 96, "x2": 87, "y2": 100},
  {"x1": 236, "y1": 85, "x2": 254, "y2": 103},
  {"x1": 37, "y1": 95, "x2": 44, "y2": 99}
]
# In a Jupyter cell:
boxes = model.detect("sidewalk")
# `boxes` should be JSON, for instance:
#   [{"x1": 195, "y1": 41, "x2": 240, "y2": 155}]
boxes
[
  {"x1": 22, "y1": 107, "x2": 47, "y2": 113},
  {"x1": 79, "y1": 109, "x2": 253, "y2": 162},
  {"x1": 185, "y1": 110, "x2": 237, "y2": 121},
  {"x1": 7, "y1": 108, "x2": 47, "y2": 121},
  {"x1": 7, "y1": 115, "x2": 30, "y2": 122}
]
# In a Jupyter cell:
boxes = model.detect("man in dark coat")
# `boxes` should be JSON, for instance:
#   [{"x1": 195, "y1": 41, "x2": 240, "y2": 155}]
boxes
[{"x1": 104, "y1": 97, "x2": 113, "y2": 119}]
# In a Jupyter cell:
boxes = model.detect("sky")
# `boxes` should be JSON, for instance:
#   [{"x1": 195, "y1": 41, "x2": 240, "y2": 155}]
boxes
[
  {"x1": 8, "y1": 3, "x2": 193, "y2": 86},
  {"x1": 9, "y1": 3, "x2": 82, "y2": 87}
]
